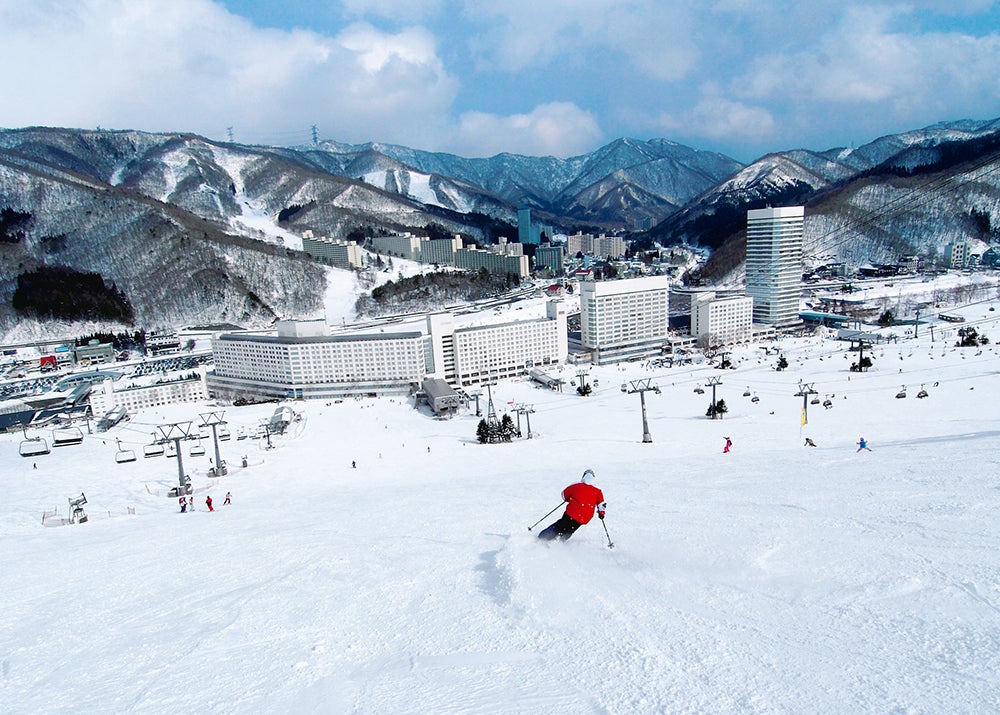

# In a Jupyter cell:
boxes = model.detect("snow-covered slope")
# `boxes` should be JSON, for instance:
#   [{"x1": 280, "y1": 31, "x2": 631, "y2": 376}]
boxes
[{"x1": 4, "y1": 297, "x2": 1000, "y2": 713}]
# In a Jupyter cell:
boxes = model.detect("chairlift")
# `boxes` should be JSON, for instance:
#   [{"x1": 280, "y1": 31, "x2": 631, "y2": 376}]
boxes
[
  {"x1": 189, "y1": 441, "x2": 206, "y2": 457},
  {"x1": 236, "y1": 428, "x2": 248, "y2": 441},
  {"x1": 743, "y1": 388, "x2": 751, "y2": 397},
  {"x1": 52, "y1": 427, "x2": 84, "y2": 447},
  {"x1": 822, "y1": 399, "x2": 833, "y2": 409},
  {"x1": 166, "y1": 442, "x2": 178, "y2": 458},
  {"x1": 917, "y1": 386, "x2": 929, "y2": 398},
  {"x1": 218, "y1": 426, "x2": 231, "y2": 441},
  {"x1": 114, "y1": 439, "x2": 136, "y2": 464},
  {"x1": 19, "y1": 436, "x2": 51, "y2": 457},
  {"x1": 143, "y1": 442, "x2": 164, "y2": 458},
  {"x1": 751, "y1": 395, "x2": 760, "y2": 403},
  {"x1": 810, "y1": 397, "x2": 820, "y2": 405},
  {"x1": 693, "y1": 387, "x2": 704, "y2": 394},
  {"x1": 895, "y1": 385, "x2": 907, "y2": 399}
]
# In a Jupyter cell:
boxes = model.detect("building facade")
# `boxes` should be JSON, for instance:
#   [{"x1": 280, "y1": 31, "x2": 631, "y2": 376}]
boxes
[
  {"x1": 745, "y1": 206, "x2": 804, "y2": 328},
  {"x1": 301, "y1": 234, "x2": 363, "y2": 269},
  {"x1": 691, "y1": 293, "x2": 754, "y2": 348},
  {"x1": 566, "y1": 232, "x2": 627, "y2": 259},
  {"x1": 207, "y1": 321, "x2": 427, "y2": 400},
  {"x1": 454, "y1": 247, "x2": 530, "y2": 278},
  {"x1": 206, "y1": 304, "x2": 567, "y2": 401},
  {"x1": 535, "y1": 245, "x2": 564, "y2": 274},
  {"x1": 579, "y1": 276, "x2": 670, "y2": 365},
  {"x1": 89, "y1": 373, "x2": 209, "y2": 415}
]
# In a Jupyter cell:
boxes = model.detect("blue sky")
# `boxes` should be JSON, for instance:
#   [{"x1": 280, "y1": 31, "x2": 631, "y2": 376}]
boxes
[{"x1": 2, "y1": 0, "x2": 999, "y2": 161}]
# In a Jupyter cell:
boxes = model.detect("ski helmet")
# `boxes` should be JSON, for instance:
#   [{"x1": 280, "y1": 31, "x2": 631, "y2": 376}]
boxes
[{"x1": 581, "y1": 469, "x2": 596, "y2": 484}]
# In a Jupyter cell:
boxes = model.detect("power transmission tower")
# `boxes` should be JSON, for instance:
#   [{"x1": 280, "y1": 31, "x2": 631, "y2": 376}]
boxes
[
  {"x1": 311, "y1": 124, "x2": 318, "y2": 145},
  {"x1": 226, "y1": 126, "x2": 234, "y2": 142},
  {"x1": 483, "y1": 379, "x2": 500, "y2": 433},
  {"x1": 795, "y1": 381, "x2": 818, "y2": 425},
  {"x1": 621, "y1": 379, "x2": 660, "y2": 443}
]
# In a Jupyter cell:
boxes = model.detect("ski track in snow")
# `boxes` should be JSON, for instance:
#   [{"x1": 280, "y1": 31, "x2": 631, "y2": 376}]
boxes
[{"x1": 4, "y1": 307, "x2": 1000, "y2": 712}]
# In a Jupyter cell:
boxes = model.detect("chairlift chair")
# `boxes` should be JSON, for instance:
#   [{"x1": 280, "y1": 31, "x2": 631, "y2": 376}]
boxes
[
  {"x1": 743, "y1": 388, "x2": 751, "y2": 397},
  {"x1": 189, "y1": 440, "x2": 206, "y2": 457},
  {"x1": 751, "y1": 395, "x2": 760, "y2": 403},
  {"x1": 917, "y1": 387, "x2": 929, "y2": 398},
  {"x1": 114, "y1": 439, "x2": 136, "y2": 464},
  {"x1": 694, "y1": 387, "x2": 705, "y2": 394},
  {"x1": 19, "y1": 436, "x2": 51, "y2": 457},
  {"x1": 52, "y1": 427, "x2": 84, "y2": 447},
  {"x1": 896, "y1": 385, "x2": 907, "y2": 399}
]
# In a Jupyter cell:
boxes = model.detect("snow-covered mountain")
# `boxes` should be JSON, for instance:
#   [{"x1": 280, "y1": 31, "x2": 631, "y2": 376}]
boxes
[
  {"x1": 2, "y1": 119, "x2": 1000, "y2": 337},
  {"x1": 303, "y1": 136, "x2": 742, "y2": 227},
  {"x1": 648, "y1": 119, "x2": 1000, "y2": 279}
]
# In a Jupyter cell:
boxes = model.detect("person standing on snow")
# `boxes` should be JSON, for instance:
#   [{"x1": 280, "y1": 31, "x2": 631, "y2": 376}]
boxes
[
  {"x1": 537, "y1": 469, "x2": 606, "y2": 542},
  {"x1": 223, "y1": 492, "x2": 231, "y2": 505},
  {"x1": 857, "y1": 437, "x2": 872, "y2": 452},
  {"x1": 205, "y1": 495, "x2": 214, "y2": 511},
  {"x1": 723, "y1": 436, "x2": 733, "y2": 453}
]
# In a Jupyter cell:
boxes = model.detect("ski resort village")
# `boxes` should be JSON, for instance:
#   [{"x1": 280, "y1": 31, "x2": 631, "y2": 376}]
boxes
[{"x1": 4, "y1": 204, "x2": 1000, "y2": 713}]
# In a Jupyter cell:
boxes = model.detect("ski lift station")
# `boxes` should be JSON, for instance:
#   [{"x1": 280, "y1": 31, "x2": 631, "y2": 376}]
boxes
[
  {"x1": 528, "y1": 368, "x2": 565, "y2": 391},
  {"x1": 418, "y1": 378, "x2": 461, "y2": 416}
]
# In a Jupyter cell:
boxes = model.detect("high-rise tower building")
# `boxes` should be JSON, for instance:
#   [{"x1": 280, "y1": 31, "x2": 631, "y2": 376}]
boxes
[
  {"x1": 745, "y1": 206, "x2": 804, "y2": 327},
  {"x1": 518, "y1": 206, "x2": 541, "y2": 245}
]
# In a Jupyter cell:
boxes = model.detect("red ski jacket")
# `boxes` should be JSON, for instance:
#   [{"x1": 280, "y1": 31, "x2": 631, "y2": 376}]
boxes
[{"x1": 562, "y1": 482, "x2": 605, "y2": 524}]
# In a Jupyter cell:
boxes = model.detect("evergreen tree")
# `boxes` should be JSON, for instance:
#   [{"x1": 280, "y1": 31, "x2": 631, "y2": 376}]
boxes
[
  {"x1": 499, "y1": 414, "x2": 517, "y2": 442},
  {"x1": 476, "y1": 419, "x2": 491, "y2": 444}
]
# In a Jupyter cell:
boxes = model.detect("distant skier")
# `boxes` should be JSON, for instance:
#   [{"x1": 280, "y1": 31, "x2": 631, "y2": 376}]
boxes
[
  {"x1": 179, "y1": 496, "x2": 187, "y2": 513},
  {"x1": 537, "y1": 469, "x2": 606, "y2": 542},
  {"x1": 205, "y1": 495, "x2": 214, "y2": 511},
  {"x1": 723, "y1": 436, "x2": 732, "y2": 453},
  {"x1": 856, "y1": 437, "x2": 872, "y2": 452},
  {"x1": 352, "y1": 460, "x2": 356, "y2": 469},
  {"x1": 804, "y1": 437, "x2": 817, "y2": 447},
  {"x1": 223, "y1": 492, "x2": 231, "y2": 505}
]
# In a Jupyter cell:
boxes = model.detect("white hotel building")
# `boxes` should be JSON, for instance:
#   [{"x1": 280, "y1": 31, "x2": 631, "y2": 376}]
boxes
[
  {"x1": 580, "y1": 275, "x2": 670, "y2": 365},
  {"x1": 691, "y1": 293, "x2": 754, "y2": 348},
  {"x1": 206, "y1": 302, "x2": 568, "y2": 400}
]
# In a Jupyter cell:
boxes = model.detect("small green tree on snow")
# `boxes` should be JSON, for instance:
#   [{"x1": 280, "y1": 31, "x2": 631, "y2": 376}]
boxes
[
  {"x1": 499, "y1": 414, "x2": 518, "y2": 442},
  {"x1": 878, "y1": 309, "x2": 895, "y2": 326},
  {"x1": 577, "y1": 383, "x2": 592, "y2": 396},
  {"x1": 476, "y1": 419, "x2": 492, "y2": 444},
  {"x1": 776, "y1": 355, "x2": 788, "y2": 371},
  {"x1": 706, "y1": 398, "x2": 728, "y2": 419}
]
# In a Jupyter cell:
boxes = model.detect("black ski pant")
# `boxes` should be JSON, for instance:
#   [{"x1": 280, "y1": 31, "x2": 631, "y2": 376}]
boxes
[{"x1": 537, "y1": 513, "x2": 583, "y2": 541}]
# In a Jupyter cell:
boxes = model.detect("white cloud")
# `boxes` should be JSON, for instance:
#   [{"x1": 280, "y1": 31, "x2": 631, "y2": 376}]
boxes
[
  {"x1": 736, "y1": 6, "x2": 1000, "y2": 109},
  {"x1": 654, "y1": 90, "x2": 777, "y2": 143},
  {"x1": 454, "y1": 102, "x2": 603, "y2": 157},
  {"x1": 463, "y1": 0, "x2": 701, "y2": 81},
  {"x1": 341, "y1": 0, "x2": 445, "y2": 22},
  {"x1": 0, "y1": 0, "x2": 458, "y2": 146}
]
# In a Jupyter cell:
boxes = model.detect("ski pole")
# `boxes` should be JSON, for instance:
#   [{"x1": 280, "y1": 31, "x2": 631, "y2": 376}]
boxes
[
  {"x1": 528, "y1": 501, "x2": 566, "y2": 531},
  {"x1": 600, "y1": 518, "x2": 615, "y2": 549}
]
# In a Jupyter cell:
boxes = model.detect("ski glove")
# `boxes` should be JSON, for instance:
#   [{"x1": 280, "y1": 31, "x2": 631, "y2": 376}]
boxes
[{"x1": 597, "y1": 502, "x2": 606, "y2": 520}]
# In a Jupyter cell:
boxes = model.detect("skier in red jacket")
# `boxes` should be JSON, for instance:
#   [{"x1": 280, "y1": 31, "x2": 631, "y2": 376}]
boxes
[{"x1": 538, "y1": 469, "x2": 606, "y2": 541}]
